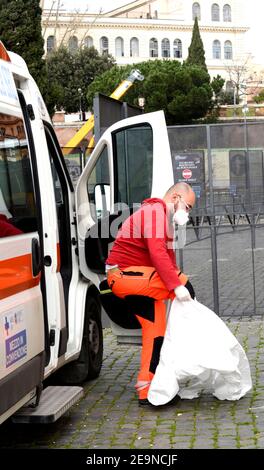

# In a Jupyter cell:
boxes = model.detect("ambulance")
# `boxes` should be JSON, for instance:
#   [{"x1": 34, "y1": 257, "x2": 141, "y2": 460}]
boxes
[{"x1": 0, "y1": 42, "x2": 173, "y2": 424}]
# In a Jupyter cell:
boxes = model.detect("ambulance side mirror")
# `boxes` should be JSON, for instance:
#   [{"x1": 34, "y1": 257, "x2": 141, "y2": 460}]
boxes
[{"x1": 94, "y1": 184, "x2": 110, "y2": 219}]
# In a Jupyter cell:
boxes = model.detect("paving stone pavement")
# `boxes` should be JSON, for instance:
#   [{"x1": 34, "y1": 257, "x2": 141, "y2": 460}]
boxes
[{"x1": 0, "y1": 320, "x2": 263, "y2": 450}]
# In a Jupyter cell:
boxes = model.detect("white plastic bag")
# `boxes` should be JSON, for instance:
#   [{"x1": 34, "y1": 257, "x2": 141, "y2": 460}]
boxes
[{"x1": 148, "y1": 298, "x2": 252, "y2": 405}]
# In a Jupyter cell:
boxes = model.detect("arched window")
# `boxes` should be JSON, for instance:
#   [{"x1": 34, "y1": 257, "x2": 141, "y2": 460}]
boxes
[
  {"x1": 192, "y1": 2, "x2": 201, "y2": 20},
  {"x1": 84, "y1": 36, "x2": 93, "y2": 48},
  {"x1": 161, "y1": 38, "x2": 170, "y2": 58},
  {"x1": 213, "y1": 40, "x2": 221, "y2": 59},
  {"x1": 223, "y1": 4, "x2": 231, "y2": 22},
  {"x1": 100, "y1": 36, "x2": 109, "y2": 55},
  {"x1": 212, "y1": 3, "x2": 220, "y2": 21},
  {"x1": 149, "y1": 38, "x2": 158, "y2": 57},
  {"x1": 68, "y1": 36, "x2": 78, "y2": 53},
  {"x1": 47, "y1": 35, "x2": 55, "y2": 53},
  {"x1": 115, "y1": 37, "x2": 124, "y2": 57},
  {"x1": 130, "y1": 37, "x2": 139, "y2": 57},
  {"x1": 173, "y1": 39, "x2": 182, "y2": 58},
  {"x1": 224, "y1": 40, "x2": 233, "y2": 59}
]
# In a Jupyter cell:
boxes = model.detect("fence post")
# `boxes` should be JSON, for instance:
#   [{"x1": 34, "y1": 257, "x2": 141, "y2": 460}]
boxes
[
  {"x1": 244, "y1": 121, "x2": 257, "y2": 314},
  {"x1": 243, "y1": 115, "x2": 251, "y2": 206},
  {"x1": 80, "y1": 146, "x2": 85, "y2": 171},
  {"x1": 250, "y1": 215, "x2": 257, "y2": 315},
  {"x1": 207, "y1": 125, "x2": 220, "y2": 314},
  {"x1": 178, "y1": 247, "x2": 184, "y2": 273}
]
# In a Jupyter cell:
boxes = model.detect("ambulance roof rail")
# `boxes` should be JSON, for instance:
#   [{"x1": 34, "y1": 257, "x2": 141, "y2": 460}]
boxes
[
  {"x1": 8, "y1": 51, "x2": 29, "y2": 71},
  {"x1": 0, "y1": 42, "x2": 29, "y2": 71},
  {"x1": 0, "y1": 41, "x2": 11, "y2": 62}
]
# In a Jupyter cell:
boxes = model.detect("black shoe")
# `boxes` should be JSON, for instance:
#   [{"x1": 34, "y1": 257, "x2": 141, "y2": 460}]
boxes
[
  {"x1": 167, "y1": 394, "x2": 181, "y2": 406},
  {"x1": 138, "y1": 398, "x2": 153, "y2": 407},
  {"x1": 139, "y1": 395, "x2": 181, "y2": 408}
]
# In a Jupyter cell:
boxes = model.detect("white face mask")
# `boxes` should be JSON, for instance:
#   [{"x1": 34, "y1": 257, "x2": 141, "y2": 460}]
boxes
[{"x1": 173, "y1": 209, "x2": 189, "y2": 226}]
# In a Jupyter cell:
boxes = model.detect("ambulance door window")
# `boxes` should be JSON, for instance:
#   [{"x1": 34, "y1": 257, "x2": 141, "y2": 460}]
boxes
[
  {"x1": 0, "y1": 113, "x2": 37, "y2": 236},
  {"x1": 50, "y1": 158, "x2": 63, "y2": 206},
  {"x1": 112, "y1": 124, "x2": 153, "y2": 205},
  {"x1": 87, "y1": 145, "x2": 110, "y2": 220},
  {"x1": 44, "y1": 125, "x2": 72, "y2": 302}
]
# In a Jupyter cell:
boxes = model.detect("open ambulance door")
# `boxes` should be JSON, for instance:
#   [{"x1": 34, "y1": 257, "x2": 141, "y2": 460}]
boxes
[
  {"x1": 75, "y1": 111, "x2": 173, "y2": 339},
  {"x1": 0, "y1": 60, "x2": 45, "y2": 423}
]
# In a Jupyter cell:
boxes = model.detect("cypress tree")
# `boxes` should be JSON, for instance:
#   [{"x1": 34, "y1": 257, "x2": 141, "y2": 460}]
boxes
[
  {"x1": 186, "y1": 16, "x2": 208, "y2": 72},
  {"x1": 0, "y1": 0, "x2": 46, "y2": 90}
]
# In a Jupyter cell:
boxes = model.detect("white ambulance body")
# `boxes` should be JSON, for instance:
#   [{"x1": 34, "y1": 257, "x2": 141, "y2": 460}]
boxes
[{"x1": 0, "y1": 43, "x2": 173, "y2": 424}]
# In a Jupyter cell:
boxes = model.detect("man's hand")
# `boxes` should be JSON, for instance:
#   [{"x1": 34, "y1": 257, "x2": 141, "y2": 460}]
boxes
[{"x1": 174, "y1": 285, "x2": 191, "y2": 301}]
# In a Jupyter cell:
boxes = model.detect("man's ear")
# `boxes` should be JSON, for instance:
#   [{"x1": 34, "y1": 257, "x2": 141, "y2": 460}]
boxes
[{"x1": 171, "y1": 192, "x2": 179, "y2": 202}]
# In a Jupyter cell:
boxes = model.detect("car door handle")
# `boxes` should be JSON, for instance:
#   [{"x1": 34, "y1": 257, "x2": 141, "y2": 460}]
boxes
[
  {"x1": 32, "y1": 238, "x2": 41, "y2": 277},
  {"x1": 44, "y1": 255, "x2": 52, "y2": 267}
]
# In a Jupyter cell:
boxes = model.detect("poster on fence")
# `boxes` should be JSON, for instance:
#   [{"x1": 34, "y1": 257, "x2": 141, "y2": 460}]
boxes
[
  {"x1": 172, "y1": 152, "x2": 204, "y2": 198},
  {"x1": 229, "y1": 150, "x2": 264, "y2": 193}
]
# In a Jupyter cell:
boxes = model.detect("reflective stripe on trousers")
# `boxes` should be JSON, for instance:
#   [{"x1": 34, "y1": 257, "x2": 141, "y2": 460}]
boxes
[{"x1": 107, "y1": 266, "x2": 175, "y2": 399}]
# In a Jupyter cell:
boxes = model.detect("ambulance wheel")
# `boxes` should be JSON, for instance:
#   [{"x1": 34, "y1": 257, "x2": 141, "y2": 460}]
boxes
[
  {"x1": 82, "y1": 296, "x2": 103, "y2": 380},
  {"x1": 54, "y1": 297, "x2": 103, "y2": 384}
]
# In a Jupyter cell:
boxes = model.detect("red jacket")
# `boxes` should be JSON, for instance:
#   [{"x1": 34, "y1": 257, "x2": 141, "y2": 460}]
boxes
[
  {"x1": 0, "y1": 215, "x2": 23, "y2": 238},
  {"x1": 106, "y1": 198, "x2": 181, "y2": 291}
]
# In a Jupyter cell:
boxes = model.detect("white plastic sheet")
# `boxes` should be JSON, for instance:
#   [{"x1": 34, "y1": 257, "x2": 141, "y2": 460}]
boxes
[{"x1": 148, "y1": 298, "x2": 252, "y2": 405}]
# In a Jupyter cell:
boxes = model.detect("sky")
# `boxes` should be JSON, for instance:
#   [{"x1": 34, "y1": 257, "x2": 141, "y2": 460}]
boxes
[
  {"x1": 246, "y1": 2, "x2": 263, "y2": 65},
  {"x1": 43, "y1": 1, "x2": 263, "y2": 65},
  {"x1": 44, "y1": 0, "x2": 126, "y2": 13}
]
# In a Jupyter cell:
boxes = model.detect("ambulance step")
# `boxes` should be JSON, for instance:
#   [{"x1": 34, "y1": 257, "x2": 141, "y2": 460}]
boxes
[{"x1": 12, "y1": 386, "x2": 84, "y2": 424}]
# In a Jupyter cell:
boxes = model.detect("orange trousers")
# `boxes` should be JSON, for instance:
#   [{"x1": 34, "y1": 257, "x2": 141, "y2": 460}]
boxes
[{"x1": 107, "y1": 266, "x2": 186, "y2": 400}]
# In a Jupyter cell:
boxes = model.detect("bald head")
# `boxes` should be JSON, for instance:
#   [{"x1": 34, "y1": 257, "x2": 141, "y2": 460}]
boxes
[
  {"x1": 164, "y1": 182, "x2": 193, "y2": 198},
  {"x1": 163, "y1": 182, "x2": 196, "y2": 211}
]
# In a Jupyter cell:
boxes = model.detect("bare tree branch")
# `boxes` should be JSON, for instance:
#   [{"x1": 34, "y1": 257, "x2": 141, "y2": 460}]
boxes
[
  {"x1": 58, "y1": 7, "x2": 94, "y2": 48},
  {"x1": 79, "y1": 8, "x2": 103, "y2": 48},
  {"x1": 42, "y1": 0, "x2": 56, "y2": 38},
  {"x1": 225, "y1": 54, "x2": 264, "y2": 103}
]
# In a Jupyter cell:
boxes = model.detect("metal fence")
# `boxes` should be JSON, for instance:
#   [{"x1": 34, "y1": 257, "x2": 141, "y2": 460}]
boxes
[
  {"x1": 61, "y1": 122, "x2": 264, "y2": 318},
  {"x1": 168, "y1": 121, "x2": 264, "y2": 318}
]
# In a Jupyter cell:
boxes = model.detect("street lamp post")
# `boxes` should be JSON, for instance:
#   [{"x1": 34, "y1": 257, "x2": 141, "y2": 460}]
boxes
[
  {"x1": 78, "y1": 88, "x2": 83, "y2": 121},
  {"x1": 212, "y1": 91, "x2": 216, "y2": 114},
  {"x1": 232, "y1": 82, "x2": 237, "y2": 117},
  {"x1": 242, "y1": 102, "x2": 250, "y2": 203}
]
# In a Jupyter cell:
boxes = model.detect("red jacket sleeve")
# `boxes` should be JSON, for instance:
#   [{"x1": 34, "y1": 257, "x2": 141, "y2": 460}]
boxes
[{"x1": 141, "y1": 203, "x2": 182, "y2": 291}]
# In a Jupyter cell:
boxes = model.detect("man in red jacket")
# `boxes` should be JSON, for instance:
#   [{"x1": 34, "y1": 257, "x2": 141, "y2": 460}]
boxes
[
  {"x1": 106, "y1": 182, "x2": 196, "y2": 406},
  {"x1": 0, "y1": 214, "x2": 23, "y2": 237}
]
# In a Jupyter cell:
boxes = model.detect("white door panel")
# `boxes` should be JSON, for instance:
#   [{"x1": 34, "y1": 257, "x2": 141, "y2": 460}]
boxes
[
  {"x1": 75, "y1": 110, "x2": 173, "y2": 340},
  {"x1": 76, "y1": 110, "x2": 173, "y2": 279}
]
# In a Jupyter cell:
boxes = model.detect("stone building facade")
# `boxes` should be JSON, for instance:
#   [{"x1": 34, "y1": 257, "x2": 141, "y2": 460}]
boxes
[{"x1": 42, "y1": 0, "x2": 249, "y2": 82}]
